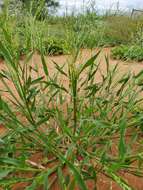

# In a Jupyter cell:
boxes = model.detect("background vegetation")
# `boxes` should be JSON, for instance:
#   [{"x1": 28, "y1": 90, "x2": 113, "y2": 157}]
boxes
[{"x1": 1, "y1": 0, "x2": 143, "y2": 61}]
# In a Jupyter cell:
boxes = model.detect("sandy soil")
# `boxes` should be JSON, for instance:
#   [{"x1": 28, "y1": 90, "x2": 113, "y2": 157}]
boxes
[
  {"x1": 1, "y1": 48, "x2": 143, "y2": 190},
  {"x1": 0, "y1": 48, "x2": 143, "y2": 96}
]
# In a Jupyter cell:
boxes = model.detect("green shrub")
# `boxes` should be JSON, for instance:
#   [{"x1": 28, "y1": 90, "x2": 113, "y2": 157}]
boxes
[
  {"x1": 111, "y1": 45, "x2": 129, "y2": 60},
  {"x1": 43, "y1": 37, "x2": 69, "y2": 55},
  {"x1": 126, "y1": 45, "x2": 143, "y2": 61},
  {"x1": 111, "y1": 45, "x2": 143, "y2": 61}
]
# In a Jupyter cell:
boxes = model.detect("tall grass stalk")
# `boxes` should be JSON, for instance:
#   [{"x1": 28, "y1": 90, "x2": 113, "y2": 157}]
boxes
[{"x1": 0, "y1": 2, "x2": 143, "y2": 190}]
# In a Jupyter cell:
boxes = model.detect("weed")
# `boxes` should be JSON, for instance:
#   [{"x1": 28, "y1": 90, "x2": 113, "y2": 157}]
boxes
[
  {"x1": 0, "y1": 2, "x2": 143, "y2": 189},
  {"x1": 0, "y1": 27, "x2": 143, "y2": 189},
  {"x1": 111, "y1": 45, "x2": 143, "y2": 62}
]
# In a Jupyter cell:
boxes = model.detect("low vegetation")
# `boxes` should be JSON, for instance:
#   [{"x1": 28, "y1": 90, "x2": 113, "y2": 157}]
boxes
[
  {"x1": 111, "y1": 45, "x2": 143, "y2": 62},
  {"x1": 1, "y1": 1, "x2": 143, "y2": 60}
]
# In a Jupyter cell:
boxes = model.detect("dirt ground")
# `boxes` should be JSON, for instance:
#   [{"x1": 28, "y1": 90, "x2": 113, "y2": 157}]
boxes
[
  {"x1": 1, "y1": 48, "x2": 143, "y2": 190},
  {"x1": 0, "y1": 48, "x2": 143, "y2": 96}
]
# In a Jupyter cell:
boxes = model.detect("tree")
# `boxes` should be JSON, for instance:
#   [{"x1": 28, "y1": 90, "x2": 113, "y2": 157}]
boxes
[
  {"x1": 20, "y1": 0, "x2": 59, "y2": 9},
  {"x1": 20, "y1": 0, "x2": 59, "y2": 18},
  {"x1": 0, "y1": 0, "x2": 59, "y2": 17}
]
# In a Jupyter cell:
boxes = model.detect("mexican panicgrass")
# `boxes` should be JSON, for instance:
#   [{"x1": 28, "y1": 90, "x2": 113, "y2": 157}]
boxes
[
  {"x1": 0, "y1": 25, "x2": 143, "y2": 189},
  {"x1": 0, "y1": 2, "x2": 143, "y2": 190}
]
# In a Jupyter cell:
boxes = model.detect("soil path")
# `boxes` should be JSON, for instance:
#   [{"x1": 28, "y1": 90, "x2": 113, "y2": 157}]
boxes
[
  {"x1": 33, "y1": 48, "x2": 143, "y2": 76},
  {"x1": 0, "y1": 48, "x2": 143, "y2": 93}
]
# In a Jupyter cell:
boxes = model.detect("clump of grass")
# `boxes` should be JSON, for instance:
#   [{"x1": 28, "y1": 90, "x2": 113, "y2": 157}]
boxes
[
  {"x1": 1, "y1": 2, "x2": 143, "y2": 190},
  {"x1": 103, "y1": 14, "x2": 138, "y2": 45},
  {"x1": 42, "y1": 37, "x2": 69, "y2": 55},
  {"x1": 111, "y1": 45, "x2": 143, "y2": 61},
  {"x1": 0, "y1": 23, "x2": 143, "y2": 189}
]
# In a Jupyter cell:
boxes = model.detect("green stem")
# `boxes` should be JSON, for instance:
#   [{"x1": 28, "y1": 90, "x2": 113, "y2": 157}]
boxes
[{"x1": 73, "y1": 96, "x2": 77, "y2": 135}]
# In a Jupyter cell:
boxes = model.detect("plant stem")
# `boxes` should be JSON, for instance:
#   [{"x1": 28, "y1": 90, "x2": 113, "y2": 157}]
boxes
[{"x1": 73, "y1": 95, "x2": 77, "y2": 135}]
